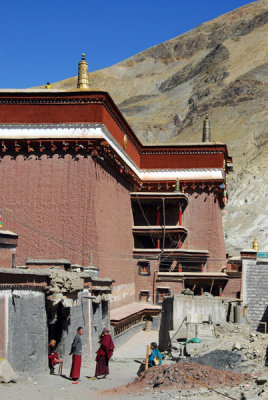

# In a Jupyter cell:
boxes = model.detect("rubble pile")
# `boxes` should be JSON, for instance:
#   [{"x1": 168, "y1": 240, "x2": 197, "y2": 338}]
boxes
[
  {"x1": 131, "y1": 362, "x2": 251, "y2": 391},
  {"x1": 175, "y1": 324, "x2": 268, "y2": 373},
  {"x1": 188, "y1": 349, "x2": 242, "y2": 371}
]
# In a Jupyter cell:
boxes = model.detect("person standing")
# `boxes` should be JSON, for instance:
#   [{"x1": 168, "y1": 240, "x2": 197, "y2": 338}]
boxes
[
  {"x1": 93, "y1": 328, "x2": 114, "y2": 379},
  {"x1": 69, "y1": 326, "x2": 84, "y2": 384}
]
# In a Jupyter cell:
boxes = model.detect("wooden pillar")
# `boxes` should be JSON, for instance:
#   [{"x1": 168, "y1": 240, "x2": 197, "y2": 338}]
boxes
[
  {"x1": 178, "y1": 264, "x2": 182, "y2": 272},
  {"x1": 200, "y1": 287, "x2": 204, "y2": 295},
  {"x1": 157, "y1": 207, "x2": 161, "y2": 226},
  {"x1": 157, "y1": 206, "x2": 161, "y2": 249},
  {"x1": 219, "y1": 285, "x2": 222, "y2": 297},
  {"x1": 179, "y1": 204, "x2": 182, "y2": 226}
]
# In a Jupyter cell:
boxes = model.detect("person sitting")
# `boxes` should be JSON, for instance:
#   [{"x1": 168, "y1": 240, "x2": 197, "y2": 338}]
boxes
[
  {"x1": 137, "y1": 342, "x2": 162, "y2": 375},
  {"x1": 148, "y1": 342, "x2": 162, "y2": 367},
  {"x1": 48, "y1": 339, "x2": 63, "y2": 374}
]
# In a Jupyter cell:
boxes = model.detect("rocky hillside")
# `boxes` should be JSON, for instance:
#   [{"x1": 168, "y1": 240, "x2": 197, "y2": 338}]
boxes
[{"x1": 45, "y1": 0, "x2": 268, "y2": 255}]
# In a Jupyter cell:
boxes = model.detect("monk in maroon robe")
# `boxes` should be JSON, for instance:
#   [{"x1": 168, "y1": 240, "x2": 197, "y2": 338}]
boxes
[
  {"x1": 94, "y1": 328, "x2": 114, "y2": 378},
  {"x1": 48, "y1": 339, "x2": 62, "y2": 374}
]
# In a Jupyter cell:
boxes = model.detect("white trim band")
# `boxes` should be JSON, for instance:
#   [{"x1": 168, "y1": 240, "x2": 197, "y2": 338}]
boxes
[{"x1": 0, "y1": 124, "x2": 225, "y2": 182}]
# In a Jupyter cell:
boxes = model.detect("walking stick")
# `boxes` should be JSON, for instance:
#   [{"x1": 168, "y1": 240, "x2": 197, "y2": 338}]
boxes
[{"x1": 145, "y1": 345, "x2": 149, "y2": 371}]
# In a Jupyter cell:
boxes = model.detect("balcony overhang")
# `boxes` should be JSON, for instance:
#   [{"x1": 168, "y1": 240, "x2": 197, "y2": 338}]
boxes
[
  {"x1": 157, "y1": 271, "x2": 227, "y2": 279},
  {"x1": 133, "y1": 248, "x2": 209, "y2": 260},
  {"x1": 132, "y1": 225, "x2": 187, "y2": 236},
  {"x1": 131, "y1": 192, "x2": 188, "y2": 204}
]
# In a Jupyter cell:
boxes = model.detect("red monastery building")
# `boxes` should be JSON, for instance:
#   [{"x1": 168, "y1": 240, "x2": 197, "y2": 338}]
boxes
[{"x1": 0, "y1": 55, "x2": 238, "y2": 335}]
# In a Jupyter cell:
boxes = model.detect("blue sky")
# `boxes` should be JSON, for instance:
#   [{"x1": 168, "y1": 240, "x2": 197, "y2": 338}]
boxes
[{"x1": 1, "y1": 0, "x2": 255, "y2": 88}]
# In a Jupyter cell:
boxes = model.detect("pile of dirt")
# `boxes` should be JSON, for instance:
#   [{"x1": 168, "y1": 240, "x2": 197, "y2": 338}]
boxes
[
  {"x1": 188, "y1": 350, "x2": 242, "y2": 371},
  {"x1": 122, "y1": 362, "x2": 251, "y2": 393}
]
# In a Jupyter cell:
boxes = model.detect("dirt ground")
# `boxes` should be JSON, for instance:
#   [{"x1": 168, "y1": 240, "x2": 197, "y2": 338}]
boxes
[{"x1": 1, "y1": 329, "x2": 268, "y2": 400}]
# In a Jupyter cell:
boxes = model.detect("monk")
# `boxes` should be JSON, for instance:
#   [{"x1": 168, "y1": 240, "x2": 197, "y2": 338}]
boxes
[
  {"x1": 69, "y1": 326, "x2": 84, "y2": 384},
  {"x1": 93, "y1": 328, "x2": 114, "y2": 379},
  {"x1": 48, "y1": 339, "x2": 62, "y2": 374}
]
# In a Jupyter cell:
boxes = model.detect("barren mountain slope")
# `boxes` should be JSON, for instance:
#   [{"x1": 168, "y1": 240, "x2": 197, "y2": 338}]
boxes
[{"x1": 46, "y1": 0, "x2": 268, "y2": 254}]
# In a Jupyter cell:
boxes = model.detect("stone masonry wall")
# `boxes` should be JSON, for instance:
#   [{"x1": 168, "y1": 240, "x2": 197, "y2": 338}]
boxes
[
  {"x1": 242, "y1": 258, "x2": 268, "y2": 332},
  {"x1": 4, "y1": 288, "x2": 47, "y2": 372}
]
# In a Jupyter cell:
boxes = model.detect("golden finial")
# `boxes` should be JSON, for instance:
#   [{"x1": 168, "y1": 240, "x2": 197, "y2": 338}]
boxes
[
  {"x1": 202, "y1": 114, "x2": 211, "y2": 142},
  {"x1": 252, "y1": 237, "x2": 259, "y2": 251},
  {"x1": 77, "y1": 53, "x2": 90, "y2": 90},
  {"x1": 123, "y1": 134, "x2": 128, "y2": 150}
]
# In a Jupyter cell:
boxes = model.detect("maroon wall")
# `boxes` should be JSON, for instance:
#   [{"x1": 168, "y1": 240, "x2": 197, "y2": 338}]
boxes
[
  {"x1": 0, "y1": 153, "x2": 135, "y2": 307},
  {"x1": 222, "y1": 277, "x2": 241, "y2": 299},
  {"x1": 0, "y1": 248, "x2": 13, "y2": 268},
  {"x1": 183, "y1": 190, "x2": 226, "y2": 272}
]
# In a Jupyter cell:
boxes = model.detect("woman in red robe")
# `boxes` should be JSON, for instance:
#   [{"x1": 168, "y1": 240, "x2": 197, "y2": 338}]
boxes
[{"x1": 94, "y1": 328, "x2": 114, "y2": 378}]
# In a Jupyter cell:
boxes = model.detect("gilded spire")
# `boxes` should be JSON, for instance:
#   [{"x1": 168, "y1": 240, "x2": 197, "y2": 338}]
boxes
[
  {"x1": 202, "y1": 114, "x2": 211, "y2": 142},
  {"x1": 77, "y1": 53, "x2": 90, "y2": 89},
  {"x1": 252, "y1": 237, "x2": 259, "y2": 251}
]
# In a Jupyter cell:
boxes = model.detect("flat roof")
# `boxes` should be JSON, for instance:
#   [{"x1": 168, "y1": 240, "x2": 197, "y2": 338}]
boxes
[{"x1": 110, "y1": 301, "x2": 161, "y2": 322}]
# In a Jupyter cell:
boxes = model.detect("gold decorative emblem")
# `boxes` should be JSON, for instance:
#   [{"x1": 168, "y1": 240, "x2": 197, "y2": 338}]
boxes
[{"x1": 123, "y1": 134, "x2": 128, "y2": 150}]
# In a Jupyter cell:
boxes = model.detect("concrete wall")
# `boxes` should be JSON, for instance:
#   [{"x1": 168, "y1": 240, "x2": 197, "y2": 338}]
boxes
[
  {"x1": 0, "y1": 154, "x2": 135, "y2": 308},
  {"x1": 242, "y1": 258, "x2": 268, "y2": 331},
  {"x1": 172, "y1": 294, "x2": 226, "y2": 330},
  {"x1": 159, "y1": 294, "x2": 227, "y2": 350},
  {"x1": 0, "y1": 288, "x2": 47, "y2": 372}
]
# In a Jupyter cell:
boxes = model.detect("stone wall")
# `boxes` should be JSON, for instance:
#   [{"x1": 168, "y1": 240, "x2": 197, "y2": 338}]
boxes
[
  {"x1": 242, "y1": 258, "x2": 268, "y2": 332},
  {"x1": 0, "y1": 288, "x2": 47, "y2": 372},
  {"x1": 0, "y1": 286, "x2": 110, "y2": 372},
  {"x1": 90, "y1": 299, "x2": 110, "y2": 356}
]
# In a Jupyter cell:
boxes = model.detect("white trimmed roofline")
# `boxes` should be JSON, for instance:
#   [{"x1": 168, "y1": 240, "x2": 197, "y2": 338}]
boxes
[{"x1": 0, "y1": 123, "x2": 225, "y2": 182}]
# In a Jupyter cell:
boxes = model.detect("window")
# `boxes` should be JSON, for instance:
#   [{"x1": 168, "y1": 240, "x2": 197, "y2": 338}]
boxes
[
  {"x1": 139, "y1": 291, "x2": 150, "y2": 302},
  {"x1": 156, "y1": 288, "x2": 171, "y2": 304},
  {"x1": 138, "y1": 261, "x2": 150, "y2": 276}
]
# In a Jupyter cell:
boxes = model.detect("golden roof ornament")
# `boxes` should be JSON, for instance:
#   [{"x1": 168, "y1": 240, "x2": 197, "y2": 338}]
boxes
[
  {"x1": 77, "y1": 53, "x2": 90, "y2": 89},
  {"x1": 252, "y1": 237, "x2": 259, "y2": 251},
  {"x1": 202, "y1": 114, "x2": 211, "y2": 142},
  {"x1": 123, "y1": 134, "x2": 128, "y2": 150}
]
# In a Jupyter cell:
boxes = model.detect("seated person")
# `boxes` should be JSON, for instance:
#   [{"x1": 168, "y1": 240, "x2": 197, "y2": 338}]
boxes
[
  {"x1": 137, "y1": 342, "x2": 162, "y2": 375},
  {"x1": 148, "y1": 342, "x2": 162, "y2": 367},
  {"x1": 48, "y1": 339, "x2": 62, "y2": 374}
]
